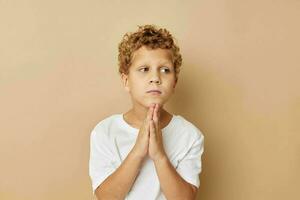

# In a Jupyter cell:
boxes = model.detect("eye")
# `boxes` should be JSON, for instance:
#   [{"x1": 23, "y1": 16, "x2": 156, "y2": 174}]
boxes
[
  {"x1": 161, "y1": 67, "x2": 171, "y2": 73},
  {"x1": 139, "y1": 67, "x2": 149, "y2": 72}
]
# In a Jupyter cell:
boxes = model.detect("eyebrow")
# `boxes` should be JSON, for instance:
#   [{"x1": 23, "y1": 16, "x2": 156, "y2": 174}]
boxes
[{"x1": 136, "y1": 61, "x2": 173, "y2": 66}]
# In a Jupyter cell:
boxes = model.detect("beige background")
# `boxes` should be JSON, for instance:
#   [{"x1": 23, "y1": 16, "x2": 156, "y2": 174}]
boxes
[{"x1": 1, "y1": 0, "x2": 299, "y2": 199}]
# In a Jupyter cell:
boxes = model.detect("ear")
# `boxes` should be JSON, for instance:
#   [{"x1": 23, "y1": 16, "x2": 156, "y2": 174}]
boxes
[
  {"x1": 121, "y1": 73, "x2": 130, "y2": 92},
  {"x1": 173, "y1": 77, "x2": 178, "y2": 89}
]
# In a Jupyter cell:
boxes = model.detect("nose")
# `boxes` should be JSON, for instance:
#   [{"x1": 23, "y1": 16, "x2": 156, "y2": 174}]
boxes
[
  {"x1": 149, "y1": 74, "x2": 161, "y2": 85},
  {"x1": 150, "y1": 79, "x2": 161, "y2": 84}
]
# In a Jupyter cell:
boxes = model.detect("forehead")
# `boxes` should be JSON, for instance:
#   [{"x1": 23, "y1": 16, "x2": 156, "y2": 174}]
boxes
[{"x1": 131, "y1": 46, "x2": 174, "y2": 66}]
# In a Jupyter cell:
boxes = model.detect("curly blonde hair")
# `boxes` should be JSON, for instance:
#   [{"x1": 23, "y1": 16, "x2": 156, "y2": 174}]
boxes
[{"x1": 118, "y1": 24, "x2": 182, "y2": 80}]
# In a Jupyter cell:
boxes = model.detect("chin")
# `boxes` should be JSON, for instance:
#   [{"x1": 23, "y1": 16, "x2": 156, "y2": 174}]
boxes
[
  {"x1": 147, "y1": 101, "x2": 164, "y2": 108},
  {"x1": 137, "y1": 97, "x2": 167, "y2": 109}
]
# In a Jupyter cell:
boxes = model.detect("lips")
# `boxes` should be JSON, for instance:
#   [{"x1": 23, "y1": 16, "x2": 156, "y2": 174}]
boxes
[{"x1": 147, "y1": 90, "x2": 162, "y2": 94}]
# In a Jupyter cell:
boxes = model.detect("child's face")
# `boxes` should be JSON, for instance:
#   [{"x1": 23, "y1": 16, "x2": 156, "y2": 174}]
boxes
[{"x1": 121, "y1": 46, "x2": 177, "y2": 108}]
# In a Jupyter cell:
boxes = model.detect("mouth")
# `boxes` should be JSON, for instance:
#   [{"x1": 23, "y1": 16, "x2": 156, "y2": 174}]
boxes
[{"x1": 147, "y1": 90, "x2": 162, "y2": 94}]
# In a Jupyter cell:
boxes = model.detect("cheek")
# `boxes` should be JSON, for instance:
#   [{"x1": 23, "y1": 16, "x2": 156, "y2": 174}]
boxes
[
  {"x1": 129, "y1": 83, "x2": 144, "y2": 96},
  {"x1": 171, "y1": 81, "x2": 176, "y2": 88},
  {"x1": 167, "y1": 79, "x2": 176, "y2": 89}
]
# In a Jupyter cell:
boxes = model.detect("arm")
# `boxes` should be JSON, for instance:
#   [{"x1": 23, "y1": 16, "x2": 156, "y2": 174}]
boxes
[
  {"x1": 148, "y1": 104, "x2": 200, "y2": 200},
  {"x1": 153, "y1": 156, "x2": 197, "y2": 200},
  {"x1": 92, "y1": 106, "x2": 154, "y2": 199},
  {"x1": 95, "y1": 149, "x2": 144, "y2": 200}
]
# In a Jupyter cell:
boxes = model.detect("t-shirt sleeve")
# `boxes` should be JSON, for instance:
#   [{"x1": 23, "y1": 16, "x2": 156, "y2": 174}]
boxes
[
  {"x1": 89, "y1": 129, "x2": 117, "y2": 194},
  {"x1": 176, "y1": 131, "x2": 204, "y2": 188}
]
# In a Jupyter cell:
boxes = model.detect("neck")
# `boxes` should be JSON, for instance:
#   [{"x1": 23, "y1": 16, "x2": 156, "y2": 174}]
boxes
[{"x1": 126, "y1": 102, "x2": 168, "y2": 126}]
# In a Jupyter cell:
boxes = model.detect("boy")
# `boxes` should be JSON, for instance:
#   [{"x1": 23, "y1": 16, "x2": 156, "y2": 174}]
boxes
[{"x1": 89, "y1": 24, "x2": 204, "y2": 200}]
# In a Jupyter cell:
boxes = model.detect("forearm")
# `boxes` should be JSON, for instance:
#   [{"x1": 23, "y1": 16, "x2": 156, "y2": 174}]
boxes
[
  {"x1": 154, "y1": 156, "x2": 196, "y2": 200},
  {"x1": 95, "y1": 150, "x2": 144, "y2": 200}
]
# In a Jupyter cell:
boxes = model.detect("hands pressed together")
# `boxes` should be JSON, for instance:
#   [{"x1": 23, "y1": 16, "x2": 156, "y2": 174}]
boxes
[{"x1": 132, "y1": 103, "x2": 167, "y2": 162}]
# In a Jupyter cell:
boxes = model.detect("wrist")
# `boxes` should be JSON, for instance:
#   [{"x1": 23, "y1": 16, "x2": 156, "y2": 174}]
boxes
[
  {"x1": 153, "y1": 153, "x2": 168, "y2": 163},
  {"x1": 130, "y1": 148, "x2": 146, "y2": 161}
]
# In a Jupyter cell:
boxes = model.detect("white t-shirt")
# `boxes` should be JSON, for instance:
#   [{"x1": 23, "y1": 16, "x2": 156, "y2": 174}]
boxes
[{"x1": 89, "y1": 113, "x2": 204, "y2": 200}]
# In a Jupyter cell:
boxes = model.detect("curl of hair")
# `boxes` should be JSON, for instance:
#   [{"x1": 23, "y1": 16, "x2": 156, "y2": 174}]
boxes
[{"x1": 118, "y1": 24, "x2": 182, "y2": 79}]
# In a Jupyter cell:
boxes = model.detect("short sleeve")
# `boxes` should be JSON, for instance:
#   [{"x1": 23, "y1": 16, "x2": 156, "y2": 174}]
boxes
[
  {"x1": 176, "y1": 132, "x2": 204, "y2": 188},
  {"x1": 89, "y1": 129, "x2": 117, "y2": 194}
]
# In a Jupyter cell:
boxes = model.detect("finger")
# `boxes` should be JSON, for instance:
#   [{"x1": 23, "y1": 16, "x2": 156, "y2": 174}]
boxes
[
  {"x1": 157, "y1": 104, "x2": 161, "y2": 119},
  {"x1": 153, "y1": 104, "x2": 160, "y2": 126},
  {"x1": 146, "y1": 103, "x2": 155, "y2": 122},
  {"x1": 144, "y1": 104, "x2": 155, "y2": 134},
  {"x1": 156, "y1": 104, "x2": 161, "y2": 120},
  {"x1": 149, "y1": 119, "x2": 155, "y2": 137},
  {"x1": 155, "y1": 104, "x2": 160, "y2": 120},
  {"x1": 153, "y1": 104, "x2": 157, "y2": 123}
]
